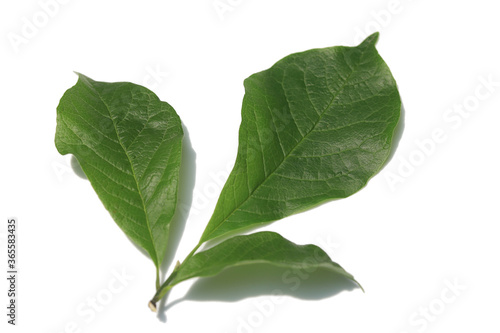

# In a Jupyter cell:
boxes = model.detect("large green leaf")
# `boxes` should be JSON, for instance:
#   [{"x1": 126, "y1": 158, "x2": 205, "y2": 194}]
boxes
[
  {"x1": 55, "y1": 73, "x2": 183, "y2": 271},
  {"x1": 200, "y1": 32, "x2": 400, "y2": 243},
  {"x1": 150, "y1": 231, "x2": 358, "y2": 308}
]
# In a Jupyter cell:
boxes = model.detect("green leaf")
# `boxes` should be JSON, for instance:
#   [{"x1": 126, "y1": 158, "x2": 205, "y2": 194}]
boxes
[
  {"x1": 150, "y1": 231, "x2": 359, "y2": 306},
  {"x1": 200, "y1": 32, "x2": 400, "y2": 243},
  {"x1": 55, "y1": 73, "x2": 183, "y2": 272},
  {"x1": 173, "y1": 231, "x2": 357, "y2": 285}
]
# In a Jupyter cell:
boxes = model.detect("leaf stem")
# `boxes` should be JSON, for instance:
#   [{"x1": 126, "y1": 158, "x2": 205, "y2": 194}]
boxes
[
  {"x1": 155, "y1": 267, "x2": 160, "y2": 290},
  {"x1": 148, "y1": 241, "x2": 203, "y2": 311},
  {"x1": 185, "y1": 242, "x2": 202, "y2": 262}
]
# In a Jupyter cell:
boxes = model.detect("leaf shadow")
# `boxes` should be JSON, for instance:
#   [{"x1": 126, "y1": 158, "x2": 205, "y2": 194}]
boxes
[
  {"x1": 70, "y1": 155, "x2": 88, "y2": 180},
  {"x1": 160, "y1": 124, "x2": 196, "y2": 278},
  {"x1": 157, "y1": 263, "x2": 359, "y2": 322},
  {"x1": 382, "y1": 102, "x2": 406, "y2": 168}
]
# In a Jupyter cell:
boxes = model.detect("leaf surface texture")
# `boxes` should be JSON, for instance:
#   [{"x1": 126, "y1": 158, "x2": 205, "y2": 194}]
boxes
[
  {"x1": 201, "y1": 33, "x2": 401, "y2": 242},
  {"x1": 55, "y1": 73, "x2": 183, "y2": 268}
]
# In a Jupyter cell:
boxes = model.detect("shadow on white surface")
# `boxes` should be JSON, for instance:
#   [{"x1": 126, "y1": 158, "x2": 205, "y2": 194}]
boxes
[
  {"x1": 157, "y1": 263, "x2": 359, "y2": 322},
  {"x1": 382, "y1": 103, "x2": 406, "y2": 168},
  {"x1": 70, "y1": 155, "x2": 88, "y2": 179},
  {"x1": 160, "y1": 124, "x2": 197, "y2": 278}
]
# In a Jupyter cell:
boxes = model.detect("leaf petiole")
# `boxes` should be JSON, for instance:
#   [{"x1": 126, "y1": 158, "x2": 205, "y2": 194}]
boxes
[{"x1": 149, "y1": 241, "x2": 202, "y2": 311}]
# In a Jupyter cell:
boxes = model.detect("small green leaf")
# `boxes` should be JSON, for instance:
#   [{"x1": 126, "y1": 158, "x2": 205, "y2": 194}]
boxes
[
  {"x1": 172, "y1": 232, "x2": 357, "y2": 285},
  {"x1": 200, "y1": 33, "x2": 401, "y2": 243},
  {"x1": 150, "y1": 231, "x2": 359, "y2": 306},
  {"x1": 55, "y1": 73, "x2": 183, "y2": 273}
]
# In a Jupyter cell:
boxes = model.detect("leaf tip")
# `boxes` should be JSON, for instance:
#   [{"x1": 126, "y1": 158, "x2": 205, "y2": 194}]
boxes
[
  {"x1": 148, "y1": 301, "x2": 157, "y2": 312},
  {"x1": 352, "y1": 278, "x2": 365, "y2": 293},
  {"x1": 73, "y1": 71, "x2": 85, "y2": 79},
  {"x1": 73, "y1": 71, "x2": 94, "y2": 85},
  {"x1": 358, "y1": 32, "x2": 380, "y2": 48}
]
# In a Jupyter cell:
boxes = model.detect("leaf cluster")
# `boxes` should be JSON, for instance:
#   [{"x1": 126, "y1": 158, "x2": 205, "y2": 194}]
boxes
[{"x1": 54, "y1": 32, "x2": 401, "y2": 313}]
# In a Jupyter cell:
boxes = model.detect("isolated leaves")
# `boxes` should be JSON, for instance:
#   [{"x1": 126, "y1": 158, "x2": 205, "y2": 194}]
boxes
[
  {"x1": 170, "y1": 231, "x2": 358, "y2": 287},
  {"x1": 200, "y1": 32, "x2": 401, "y2": 243},
  {"x1": 55, "y1": 73, "x2": 183, "y2": 271},
  {"x1": 54, "y1": 33, "x2": 402, "y2": 314}
]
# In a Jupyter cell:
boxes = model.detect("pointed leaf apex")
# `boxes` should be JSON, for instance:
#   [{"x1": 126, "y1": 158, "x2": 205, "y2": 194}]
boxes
[
  {"x1": 73, "y1": 72, "x2": 95, "y2": 86},
  {"x1": 358, "y1": 32, "x2": 380, "y2": 48},
  {"x1": 73, "y1": 71, "x2": 85, "y2": 78}
]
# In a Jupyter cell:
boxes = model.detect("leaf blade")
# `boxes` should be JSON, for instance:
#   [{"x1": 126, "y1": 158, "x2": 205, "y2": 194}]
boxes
[
  {"x1": 55, "y1": 73, "x2": 183, "y2": 268},
  {"x1": 201, "y1": 33, "x2": 401, "y2": 242},
  {"x1": 170, "y1": 231, "x2": 358, "y2": 288}
]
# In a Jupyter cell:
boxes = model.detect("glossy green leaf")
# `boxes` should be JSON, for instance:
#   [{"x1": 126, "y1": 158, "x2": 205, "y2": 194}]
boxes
[
  {"x1": 55, "y1": 73, "x2": 183, "y2": 271},
  {"x1": 200, "y1": 33, "x2": 401, "y2": 243}
]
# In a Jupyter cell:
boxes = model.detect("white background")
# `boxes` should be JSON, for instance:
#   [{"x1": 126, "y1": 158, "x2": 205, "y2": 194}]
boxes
[{"x1": 1, "y1": 0, "x2": 499, "y2": 332}]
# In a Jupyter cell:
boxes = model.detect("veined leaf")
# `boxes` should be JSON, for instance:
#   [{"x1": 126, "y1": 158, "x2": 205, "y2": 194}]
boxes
[
  {"x1": 200, "y1": 33, "x2": 401, "y2": 243},
  {"x1": 55, "y1": 73, "x2": 183, "y2": 272},
  {"x1": 172, "y1": 231, "x2": 357, "y2": 285},
  {"x1": 150, "y1": 231, "x2": 358, "y2": 308}
]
